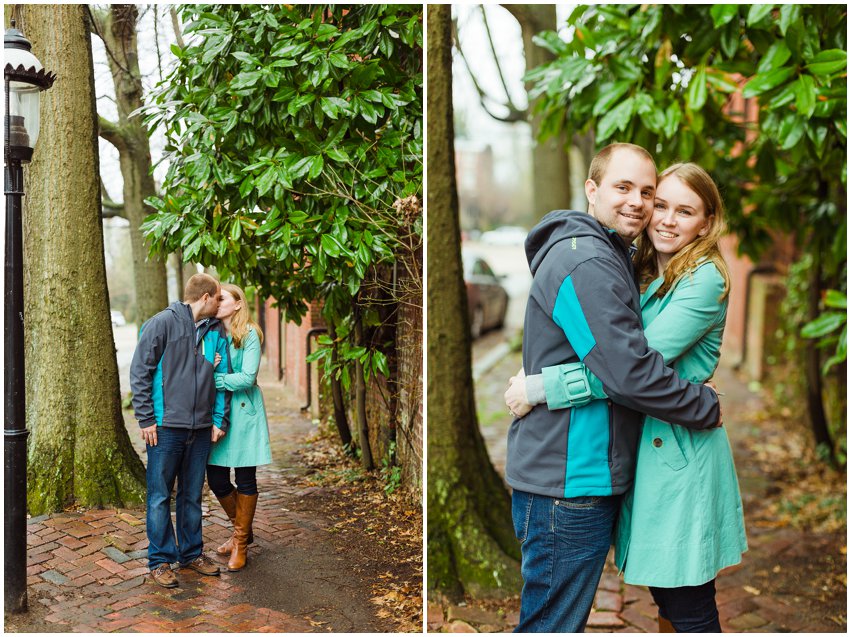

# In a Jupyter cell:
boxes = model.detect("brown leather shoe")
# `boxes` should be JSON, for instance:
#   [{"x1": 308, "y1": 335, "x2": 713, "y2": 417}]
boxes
[
  {"x1": 181, "y1": 554, "x2": 220, "y2": 576},
  {"x1": 228, "y1": 493, "x2": 258, "y2": 572},
  {"x1": 149, "y1": 564, "x2": 178, "y2": 588}
]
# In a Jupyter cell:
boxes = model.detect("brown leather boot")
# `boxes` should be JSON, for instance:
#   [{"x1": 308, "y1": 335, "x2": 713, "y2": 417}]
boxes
[
  {"x1": 228, "y1": 493, "x2": 258, "y2": 572},
  {"x1": 215, "y1": 490, "x2": 254, "y2": 554},
  {"x1": 658, "y1": 615, "x2": 675, "y2": 632},
  {"x1": 214, "y1": 490, "x2": 237, "y2": 555}
]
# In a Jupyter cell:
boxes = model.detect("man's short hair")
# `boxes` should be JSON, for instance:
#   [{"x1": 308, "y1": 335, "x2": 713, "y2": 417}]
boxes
[
  {"x1": 588, "y1": 142, "x2": 656, "y2": 184},
  {"x1": 184, "y1": 273, "x2": 219, "y2": 302}
]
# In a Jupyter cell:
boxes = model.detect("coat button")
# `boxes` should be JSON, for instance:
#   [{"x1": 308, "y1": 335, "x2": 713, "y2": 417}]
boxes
[
  {"x1": 653, "y1": 438, "x2": 663, "y2": 447},
  {"x1": 241, "y1": 402, "x2": 246, "y2": 408}
]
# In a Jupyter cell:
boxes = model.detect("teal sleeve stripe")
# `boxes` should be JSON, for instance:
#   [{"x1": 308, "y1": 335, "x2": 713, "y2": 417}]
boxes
[
  {"x1": 564, "y1": 400, "x2": 612, "y2": 497},
  {"x1": 553, "y1": 275, "x2": 596, "y2": 361}
]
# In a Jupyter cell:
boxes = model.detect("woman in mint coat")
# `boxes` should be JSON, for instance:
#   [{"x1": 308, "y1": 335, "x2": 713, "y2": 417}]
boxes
[
  {"x1": 507, "y1": 163, "x2": 747, "y2": 632},
  {"x1": 207, "y1": 283, "x2": 271, "y2": 572}
]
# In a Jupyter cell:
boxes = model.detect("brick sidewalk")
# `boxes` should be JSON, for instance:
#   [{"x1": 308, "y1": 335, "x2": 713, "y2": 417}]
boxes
[{"x1": 22, "y1": 474, "x2": 317, "y2": 632}]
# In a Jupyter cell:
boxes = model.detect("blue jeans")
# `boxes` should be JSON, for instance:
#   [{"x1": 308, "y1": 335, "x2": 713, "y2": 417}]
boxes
[
  {"x1": 512, "y1": 490, "x2": 620, "y2": 632},
  {"x1": 146, "y1": 427, "x2": 211, "y2": 569},
  {"x1": 650, "y1": 579, "x2": 721, "y2": 632}
]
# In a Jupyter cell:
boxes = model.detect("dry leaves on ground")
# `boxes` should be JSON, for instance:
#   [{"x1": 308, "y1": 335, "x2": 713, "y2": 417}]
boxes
[{"x1": 293, "y1": 432, "x2": 423, "y2": 633}]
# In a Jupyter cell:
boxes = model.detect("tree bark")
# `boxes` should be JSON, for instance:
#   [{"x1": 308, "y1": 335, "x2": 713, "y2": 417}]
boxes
[
  {"x1": 804, "y1": 245, "x2": 836, "y2": 466},
  {"x1": 327, "y1": 319, "x2": 354, "y2": 452},
  {"x1": 15, "y1": 5, "x2": 146, "y2": 514},
  {"x1": 353, "y1": 311, "x2": 374, "y2": 470},
  {"x1": 502, "y1": 4, "x2": 573, "y2": 215},
  {"x1": 93, "y1": 4, "x2": 168, "y2": 325},
  {"x1": 427, "y1": 5, "x2": 521, "y2": 601}
]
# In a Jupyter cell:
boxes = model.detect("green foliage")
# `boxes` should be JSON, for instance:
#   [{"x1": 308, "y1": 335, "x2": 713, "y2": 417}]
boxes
[
  {"x1": 528, "y1": 4, "x2": 846, "y2": 377},
  {"x1": 141, "y1": 4, "x2": 422, "y2": 382},
  {"x1": 380, "y1": 440, "x2": 402, "y2": 494},
  {"x1": 801, "y1": 284, "x2": 847, "y2": 375}
]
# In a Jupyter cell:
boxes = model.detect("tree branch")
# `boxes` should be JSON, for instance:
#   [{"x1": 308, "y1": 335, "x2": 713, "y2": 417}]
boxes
[
  {"x1": 452, "y1": 14, "x2": 528, "y2": 123},
  {"x1": 480, "y1": 5, "x2": 522, "y2": 113},
  {"x1": 170, "y1": 7, "x2": 185, "y2": 49},
  {"x1": 102, "y1": 200, "x2": 126, "y2": 219},
  {"x1": 98, "y1": 115, "x2": 127, "y2": 151}
]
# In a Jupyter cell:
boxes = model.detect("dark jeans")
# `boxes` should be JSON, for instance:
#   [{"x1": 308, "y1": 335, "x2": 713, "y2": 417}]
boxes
[
  {"x1": 145, "y1": 426, "x2": 211, "y2": 569},
  {"x1": 512, "y1": 490, "x2": 620, "y2": 632},
  {"x1": 650, "y1": 579, "x2": 721, "y2": 632},
  {"x1": 207, "y1": 464, "x2": 258, "y2": 497}
]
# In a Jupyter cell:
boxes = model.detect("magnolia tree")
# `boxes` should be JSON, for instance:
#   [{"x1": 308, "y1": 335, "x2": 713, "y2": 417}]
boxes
[{"x1": 141, "y1": 5, "x2": 423, "y2": 461}]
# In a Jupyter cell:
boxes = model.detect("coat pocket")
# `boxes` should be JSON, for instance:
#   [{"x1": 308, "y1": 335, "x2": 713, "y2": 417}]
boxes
[
  {"x1": 237, "y1": 391, "x2": 257, "y2": 416},
  {"x1": 646, "y1": 420, "x2": 689, "y2": 471}
]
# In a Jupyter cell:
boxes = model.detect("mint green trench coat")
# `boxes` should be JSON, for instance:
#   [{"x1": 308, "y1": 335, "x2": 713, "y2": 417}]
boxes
[
  {"x1": 615, "y1": 262, "x2": 747, "y2": 587},
  {"x1": 208, "y1": 328, "x2": 272, "y2": 468}
]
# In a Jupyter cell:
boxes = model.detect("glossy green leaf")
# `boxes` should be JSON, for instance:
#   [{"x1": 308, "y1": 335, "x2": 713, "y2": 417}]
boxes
[
  {"x1": 710, "y1": 4, "x2": 738, "y2": 28},
  {"x1": 742, "y1": 66, "x2": 796, "y2": 98},
  {"x1": 597, "y1": 97, "x2": 634, "y2": 140},
  {"x1": 746, "y1": 4, "x2": 774, "y2": 26},
  {"x1": 687, "y1": 66, "x2": 708, "y2": 110},
  {"x1": 794, "y1": 75, "x2": 816, "y2": 118},
  {"x1": 805, "y1": 49, "x2": 847, "y2": 76}
]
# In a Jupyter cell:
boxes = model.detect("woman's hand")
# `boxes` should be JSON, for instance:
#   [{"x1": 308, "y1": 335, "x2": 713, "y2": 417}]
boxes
[
  {"x1": 214, "y1": 353, "x2": 222, "y2": 367},
  {"x1": 211, "y1": 425, "x2": 225, "y2": 442},
  {"x1": 505, "y1": 374, "x2": 533, "y2": 418}
]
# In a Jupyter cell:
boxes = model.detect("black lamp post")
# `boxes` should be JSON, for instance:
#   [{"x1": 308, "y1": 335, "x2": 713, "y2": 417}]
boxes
[{"x1": 4, "y1": 19, "x2": 55, "y2": 614}]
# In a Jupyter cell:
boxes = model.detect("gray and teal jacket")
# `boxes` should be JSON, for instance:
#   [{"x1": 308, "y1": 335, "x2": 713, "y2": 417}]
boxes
[
  {"x1": 505, "y1": 210, "x2": 720, "y2": 499},
  {"x1": 130, "y1": 301, "x2": 231, "y2": 431}
]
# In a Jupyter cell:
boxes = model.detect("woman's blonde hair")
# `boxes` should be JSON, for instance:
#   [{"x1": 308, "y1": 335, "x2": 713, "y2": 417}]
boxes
[
  {"x1": 221, "y1": 283, "x2": 264, "y2": 349},
  {"x1": 633, "y1": 162, "x2": 731, "y2": 300}
]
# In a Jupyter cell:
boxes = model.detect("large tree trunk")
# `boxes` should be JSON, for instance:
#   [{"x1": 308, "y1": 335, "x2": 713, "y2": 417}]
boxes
[
  {"x1": 427, "y1": 5, "x2": 521, "y2": 601},
  {"x1": 94, "y1": 4, "x2": 168, "y2": 325},
  {"x1": 16, "y1": 5, "x2": 147, "y2": 514},
  {"x1": 503, "y1": 4, "x2": 572, "y2": 215}
]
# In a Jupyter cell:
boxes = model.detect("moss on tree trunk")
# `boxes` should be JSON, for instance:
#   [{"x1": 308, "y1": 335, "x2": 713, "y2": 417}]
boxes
[
  {"x1": 426, "y1": 5, "x2": 521, "y2": 601},
  {"x1": 16, "y1": 5, "x2": 146, "y2": 514}
]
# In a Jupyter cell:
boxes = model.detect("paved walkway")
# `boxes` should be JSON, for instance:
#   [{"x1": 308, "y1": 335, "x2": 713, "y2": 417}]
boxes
[
  {"x1": 11, "y1": 370, "x2": 399, "y2": 633},
  {"x1": 427, "y1": 340, "x2": 845, "y2": 633}
]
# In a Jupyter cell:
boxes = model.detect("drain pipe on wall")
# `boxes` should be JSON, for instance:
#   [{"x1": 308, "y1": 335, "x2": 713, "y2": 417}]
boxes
[{"x1": 300, "y1": 327, "x2": 328, "y2": 412}]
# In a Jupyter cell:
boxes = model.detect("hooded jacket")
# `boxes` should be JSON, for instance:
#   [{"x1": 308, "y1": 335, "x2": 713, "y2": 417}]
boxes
[
  {"x1": 130, "y1": 301, "x2": 230, "y2": 431},
  {"x1": 505, "y1": 210, "x2": 720, "y2": 499}
]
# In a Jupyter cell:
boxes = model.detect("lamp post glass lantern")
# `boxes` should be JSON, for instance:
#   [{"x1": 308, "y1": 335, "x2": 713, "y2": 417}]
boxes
[{"x1": 4, "y1": 17, "x2": 54, "y2": 614}]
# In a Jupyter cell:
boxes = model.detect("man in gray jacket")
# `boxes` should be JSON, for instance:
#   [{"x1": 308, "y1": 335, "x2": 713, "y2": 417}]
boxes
[
  {"x1": 130, "y1": 273, "x2": 231, "y2": 588},
  {"x1": 504, "y1": 143, "x2": 722, "y2": 632}
]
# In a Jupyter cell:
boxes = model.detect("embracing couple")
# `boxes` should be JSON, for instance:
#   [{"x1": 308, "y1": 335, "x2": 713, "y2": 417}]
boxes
[
  {"x1": 130, "y1": 273, "x2": 271, "y2": 588},
  {"x1": 504, "y1": 143, "x2": 747, "y2": 633}
]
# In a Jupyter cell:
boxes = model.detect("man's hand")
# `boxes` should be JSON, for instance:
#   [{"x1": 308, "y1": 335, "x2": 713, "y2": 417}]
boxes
[
  {"x1": 141, "y1": 424, "x2": 158, "y2": 446},
  {"x1": 211, "y1": 425, "x2": 225, "y2": 442},
  {"x1": 704, "y1": 381, "x2": 723, "y2": 428},
  {"x1": 505, "y1": 375, "x2": 533, "y2": 418}
]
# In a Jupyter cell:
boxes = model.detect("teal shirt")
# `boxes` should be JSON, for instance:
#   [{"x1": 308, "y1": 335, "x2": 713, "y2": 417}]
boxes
[
  {"x1": 540, "y1": 261, "x2": 747, "y2": 586},
  {"x1": 207, "y1": 328, "x2": 272, "y2": 468}
]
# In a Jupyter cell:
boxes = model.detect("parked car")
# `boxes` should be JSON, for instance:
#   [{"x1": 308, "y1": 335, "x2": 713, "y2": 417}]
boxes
[
  {"x1": 480, "y1": 225, "x2": 527, "y2": 246},
  {"x1": 110, "y1": 310, "x2": 127, "y2": 327},
  {"x1": 462, "y1": 250, "x2": 509, "y2": 339}
]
